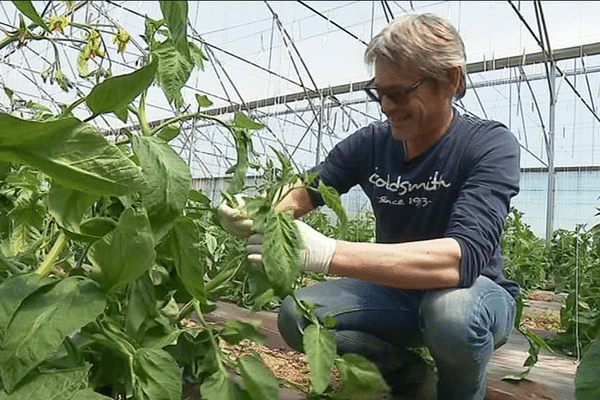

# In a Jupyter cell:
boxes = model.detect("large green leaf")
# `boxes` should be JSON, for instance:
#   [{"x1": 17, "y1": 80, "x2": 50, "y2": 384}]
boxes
[
  {"x1": 125, "y1": 273, "x2": 157, "y2": 339},
  {"x1": 159, "y1": 1, "x2": 190, "y2": 59},
  {"x1": 195, "y1": 93, "x2": 212, "y2": 109},
  {"x1": 334, "y1": 354, "x2": 389, "y2": 400},
  {"x1": 8, "y1": 204, "x2": 43, "y2": 254},
  {"x1": 131, "y1": 135, "x2": 191, "y2": 241},
  {"x1": 189, "y1": 42, "x2": 207, "y2": 70},
  {"x1": 88, "y1": 207, "x2": 156, "y2": 291},
  {"x1": 503, "y1": 324, "x2": 554, "y2": 381},
  {"x1": 86, "y1": 60, "x2": 158, "y2": 116},
  {"x1": 153, "y1": 39, "x2": 194, "y2": 105},
  {"x1": 1, "y1": 117, "x2": 146, "y2": 196},
  {"x1": 139, "y1": 297, "x2": 183, "y2": 349},
  {"x1": 11, "y1": 1, "x2": 50, "y2": 32},
  {"x1": 4, "y1": 165, "x2": 44, "y2": 192},
  {"x1": 156, "y1": 123, "x2": 180, "y2": 142},
  {"x1": 233, "y1": 112, "x2": 264, "y2": 131},
  {"x1": 237, "y1": 353, "x2": 279, "y2": 400},
  {"x1": 78, "y1": 217, "x2": 117, "y2": 240},
  {"x1": 303, "y1": 324, "x2": 336, "y2": 394},
  {"x1": 0, "y1": 114, "x2": 80, "y2": 147},
  {"x1": 200, "y1": 370, "x2": 247, "y2": 400},
  {"x1": 46, "y1": 185, "x2": 98, "y2": 239},
  {"x1": 224, "y1": 128, "x2": 253, "y2": 196},
  {"x1": 0, "y1": 366, "x2": 90, "y2": 399},
  {"x1": 167, "y1": 217, "x2": 205, "y2": 301},
  {"x1": 576, "y1": 333, "x2": 600, "y2": 400},
  {"x1": 0, "y1": 273, "x2": 54, "y2": 345},
  {"x1": 131, "y1": 348, "x2": 182, "y2": 400},
  {"x1": 219, "y1": 319, "x2": 265, "y2": 346},
  {"x1": 0, "y1": 277, "x2": 106, "y2": 392},
  {"x1": 317, "y1": 181, "x2": 348, "y2": 234},
  {"x1": 261, "y1": 211, "x2": 301, "y2": 295},
  {"x1": 165, "y1": 331, "x2": 216, "y2": 379}
]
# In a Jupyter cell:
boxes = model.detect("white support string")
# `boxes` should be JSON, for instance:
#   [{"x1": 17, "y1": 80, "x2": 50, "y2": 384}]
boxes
[{"x1": 575, "y1": 223, "x2": 581, "y2": 360}]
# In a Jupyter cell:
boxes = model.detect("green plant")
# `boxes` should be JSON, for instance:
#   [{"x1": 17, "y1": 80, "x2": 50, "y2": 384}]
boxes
[
  {"x1": 224, "y1": 147, "x2": 389, "y2": 399},
  {"x1": 500, "y1": 208, "x2": 600, "y2": 354},
  {"x1": 0, "y1": 2, "x2": 390, "y2": 399},
  {"x1": 498, "y1": 209, "x2": 557, "y2": 380},
  {"x1": 576, "y1": 330, "x2": 600, "y2": 400},
  {"x1": 502, "y1": 294, "x2": 556, "y2": 381},
  {"x1": 501, "y1": 208, "x2": 548, "y2": 290},
  {"x1": 303, "y1": 209, "x2": 375, "y2": 243},
  {"x1": 573, "y1": 204, "x2": 600, "y2": 399},
  {"x1": 544, "y1": 225, "x2": 600, "y2": 355}
]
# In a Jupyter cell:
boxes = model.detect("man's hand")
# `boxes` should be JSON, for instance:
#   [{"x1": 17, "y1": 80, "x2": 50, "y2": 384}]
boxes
[
  {"x1": 217, "y1": 194, "x2": 253, "y2": 239},
  {"x1": 246, "y1": 220, "x2": 337, "y2": 274}
]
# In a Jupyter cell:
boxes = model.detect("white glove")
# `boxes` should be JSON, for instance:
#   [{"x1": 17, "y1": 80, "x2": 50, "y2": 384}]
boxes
[
  {"x1": 217, "y1": 194, "x2": 253, "y2": 239},
  {"x1": 246, "y1": 220, "x2": 337, "y2": 274}
]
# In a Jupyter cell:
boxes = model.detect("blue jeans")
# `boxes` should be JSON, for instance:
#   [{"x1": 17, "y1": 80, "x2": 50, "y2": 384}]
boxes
[{"x1": 277, "y1": 275, "x2": 516, "y2": 400}]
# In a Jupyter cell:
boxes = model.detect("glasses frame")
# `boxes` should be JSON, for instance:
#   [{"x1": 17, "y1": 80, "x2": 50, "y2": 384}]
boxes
[{"x1": 363, "y1": 77, "x2": 429, "y2": 104}]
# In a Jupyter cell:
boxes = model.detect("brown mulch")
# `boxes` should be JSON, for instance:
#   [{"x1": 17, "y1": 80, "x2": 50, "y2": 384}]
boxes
[{"x1": 221, "y1": 339, "x2": 313, "y2": 390}]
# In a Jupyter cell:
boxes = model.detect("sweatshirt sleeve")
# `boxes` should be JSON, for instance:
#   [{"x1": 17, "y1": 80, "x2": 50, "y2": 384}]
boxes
[
  {"x1": 445, "y1": 123, "x2": 520, "y2": 288},
  {"x1": 307, "y1": 126, "x2": 371, "y2": 207}
]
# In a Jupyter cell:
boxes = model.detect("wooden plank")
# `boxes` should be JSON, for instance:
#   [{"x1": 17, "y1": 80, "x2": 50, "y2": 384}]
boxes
[
  {"x1": 205, "y1": 301, "x2": 290, "y2": 350},
  {"x1": 488, "y1": 330, "x2": 577, "y2": 400}
]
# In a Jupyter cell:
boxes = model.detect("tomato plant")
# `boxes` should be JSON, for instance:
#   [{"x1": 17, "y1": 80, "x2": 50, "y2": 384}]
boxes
[{"x1": 0, "y1": 1, "x2": 389, "y2": 399}]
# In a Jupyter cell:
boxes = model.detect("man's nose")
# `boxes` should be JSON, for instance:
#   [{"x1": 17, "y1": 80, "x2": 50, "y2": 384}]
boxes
[{"x1": 380, "y1": 94, "x2": 397, "y2": 115}]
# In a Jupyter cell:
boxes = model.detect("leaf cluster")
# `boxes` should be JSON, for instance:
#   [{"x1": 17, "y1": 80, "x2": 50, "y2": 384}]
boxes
[
  {"x1": 303, "y1": 209, "x2": 375, "y2": 243},
  {"x1": 217, "y1": 142, "x2": 390, "y2": 397},
  {"x1": 0, "y1": 1, "x2": 283, "y2": 399},
  {"x1": 0, "y1": 2, "x2": 392, "y2": 399},
  {"x1": 500, "y1": 207, "x2": 600, "y2": 387},
  {"x1": 501, "y1": 208, "x2": 600, "y2": 355}
]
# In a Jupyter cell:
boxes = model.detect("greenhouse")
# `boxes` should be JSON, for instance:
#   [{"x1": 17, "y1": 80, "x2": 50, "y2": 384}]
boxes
[{"x1": 0, "y1": 1, "x2": 598, "y2": 399}]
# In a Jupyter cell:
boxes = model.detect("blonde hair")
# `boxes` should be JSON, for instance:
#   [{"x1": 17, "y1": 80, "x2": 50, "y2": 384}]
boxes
[{"x1": 365, "y1": 13, "x2": 467, "y2": 99}]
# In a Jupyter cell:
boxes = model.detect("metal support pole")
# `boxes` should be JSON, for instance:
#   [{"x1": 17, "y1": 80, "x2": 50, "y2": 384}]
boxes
[
  {"x1": 316, "y1": 96, "x2": 323, "y2": 164},
  {"x1": 545, "y1": 60, "x2": 556, "y2": 241}
]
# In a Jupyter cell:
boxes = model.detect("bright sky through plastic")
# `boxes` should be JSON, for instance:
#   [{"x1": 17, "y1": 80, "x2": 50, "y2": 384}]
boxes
[
  {"x1": 185, "y1": 1, "x2": 600, "y2": 102},
  {"x1": 2, "y1": 1, "x2": 600, "y2": 171}
]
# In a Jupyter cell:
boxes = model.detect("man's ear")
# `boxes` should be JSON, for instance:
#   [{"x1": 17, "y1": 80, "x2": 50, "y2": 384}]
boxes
[{"x1": 445, "y1": 67, "x2": 461, "y2": 98}]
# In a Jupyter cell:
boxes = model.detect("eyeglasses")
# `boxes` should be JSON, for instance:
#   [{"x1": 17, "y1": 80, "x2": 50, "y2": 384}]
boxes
[{"x1": 363, "y1": 77, "x2": 429, "y2": 104}]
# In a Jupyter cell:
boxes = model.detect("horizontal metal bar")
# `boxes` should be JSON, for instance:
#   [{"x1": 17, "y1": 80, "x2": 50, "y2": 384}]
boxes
[{"x1": 203, "y1": 41, "x2": 600, "y2": 116}]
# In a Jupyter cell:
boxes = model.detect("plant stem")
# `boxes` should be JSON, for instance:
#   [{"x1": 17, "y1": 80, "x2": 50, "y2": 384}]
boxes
[
  {"x1": 0, "y1": 21, "x2": 47, "y2": 51},
  {"x1": 291, "y1": 292, "x2": 319, "y2": 325},
  {"x1": 177, "y1": 300, "x2": 195, "y2": 322},
  {"x1": 138, "y1": 91, "x2": 151, "y2": 135},
  {"x1": 97, "y1": 319, "x2": 137, "y2": 358},
  {"x1": 178, "y1": 256, "x2": 245, "y2": 322},
  {"x1": 273, "y1": 184, "x2": 309, "y2": 209},
  {"x1": 0, "y1": 253, "x2": 23, "y2": 275},
  {"x1": 193, "y1": 300, "x2": 227, "y2": 374},
  {"x1": 75, "y1": 242, "x2": 93, "y2": 271},
  {"x1": 127, "y1": 104, "x2": 140, "y2": 119},
  {"x1": 0, "y1": 33, "x2": 18, "y2": 51},
  {"x1": 115, "y1": 138, "x2": 130, "y2": 146},
  {"x1": 36, "y1": 231, "x2": 68, "y2": 276},
  {"x1": 61, "y1": 97, "x2": 86, "y2": 117},
  {"x1": 150, "y1": 112, "x2": 231, "y2": 136},
  {"x1": 205, "y1": 255, "x2": 246, "y2": 294}
]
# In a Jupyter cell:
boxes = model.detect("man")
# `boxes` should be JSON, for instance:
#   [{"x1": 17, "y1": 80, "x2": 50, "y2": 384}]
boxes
[{"x1": 219, "y1": 13, "x2": 520, "y2": 400}]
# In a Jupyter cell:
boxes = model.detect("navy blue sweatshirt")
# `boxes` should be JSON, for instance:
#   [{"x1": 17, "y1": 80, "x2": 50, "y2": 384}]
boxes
[{"x1": 307, "y1": 110, "x2": 521, "y2": 298}]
